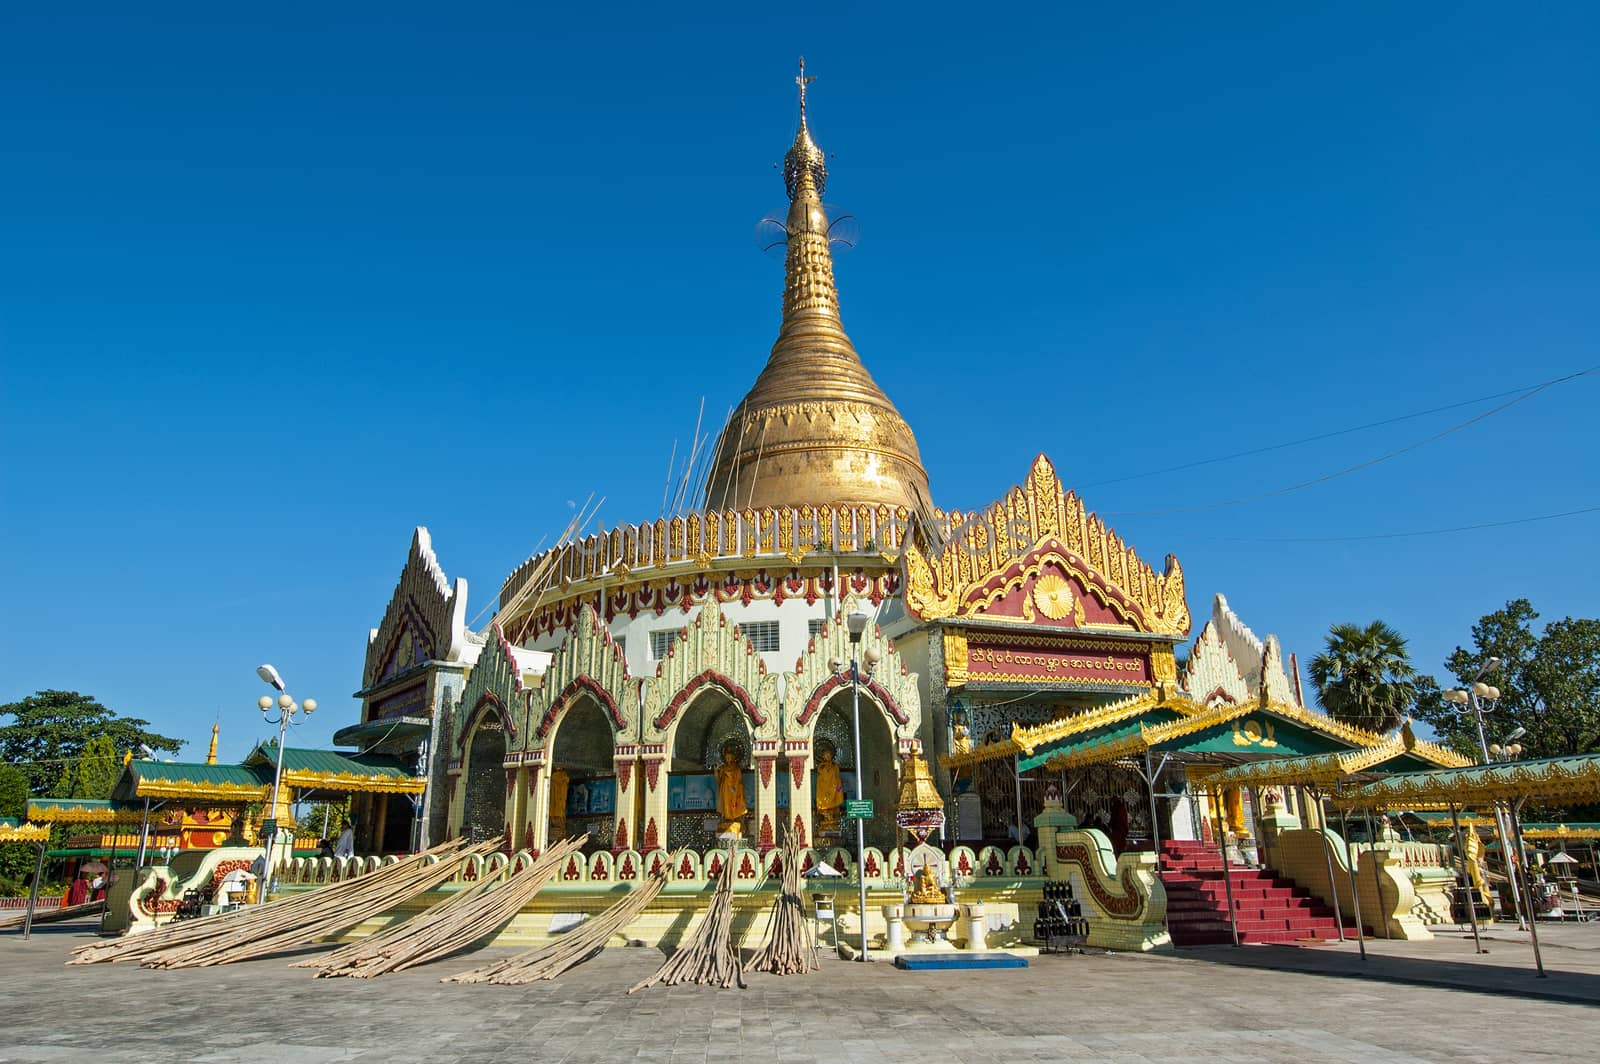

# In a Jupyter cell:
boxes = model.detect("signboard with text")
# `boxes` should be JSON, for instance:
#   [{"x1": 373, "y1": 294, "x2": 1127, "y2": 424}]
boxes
[{"x1": 964, "y1": 633, "x2": 1150, "y2": 687}]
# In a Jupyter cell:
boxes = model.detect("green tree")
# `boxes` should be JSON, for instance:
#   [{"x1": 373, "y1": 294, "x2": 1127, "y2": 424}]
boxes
[
  {"x1": 0, "y1": 690, "x2": 182, "y2": 795},
  {"x1": 1309, "y1": 621, "x2": 1417, "y2": 734},
  {"x1": 1412, "y1": 600, "x2": 1600, "y2": 760},
  {"x1": 66, "y1": 734, "x2": 123, "y2": 799},
  {"x1": 1524, "y1": 617, "x2": 1600, "y2": 756},
  {"x1": 0, "y1": 763, "x2": 27, "y2": 820}
]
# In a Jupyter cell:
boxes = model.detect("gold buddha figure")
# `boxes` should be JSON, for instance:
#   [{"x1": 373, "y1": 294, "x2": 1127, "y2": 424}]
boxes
[
  {"x1": 715, "y1": 747, "x2": 749, "y2": 836},
  {"x1": 549, "y1": 766, "x2": 570, "y2": 840},
  {"x1": 910, "y1": 861, "x2": 944, "y2": 904},
  {"x1": 814, "y1": 744, "x2": 845, "y2": 839}
]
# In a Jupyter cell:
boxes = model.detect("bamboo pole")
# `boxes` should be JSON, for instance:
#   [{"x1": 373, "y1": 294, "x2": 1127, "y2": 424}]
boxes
[
  {"x1": 136, "y1": 841, "x2": 497, "y2": 969},
  {"x1": 306, "y1": 837, "x2": 586, "y2": 978},
  {"x1": 445, "y1": 874, "x2": 667, "y2": 985},
  {"x1": 629, "y1": 856, "x2": 744, "y2": 992},
  {"x1": 69, "y1": 839, "x2": 476, "y2": 966},
  {"x1": 743, "y1": 835, "x2": 818, "y2": 976}
]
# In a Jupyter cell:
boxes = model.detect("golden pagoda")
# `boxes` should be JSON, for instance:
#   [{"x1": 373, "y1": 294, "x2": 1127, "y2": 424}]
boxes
[{"x1": 703, "y1": 60, "x2": 931, "y2": 515}]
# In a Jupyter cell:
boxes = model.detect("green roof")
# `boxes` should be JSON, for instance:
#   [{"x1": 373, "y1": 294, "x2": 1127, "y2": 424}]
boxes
[
  {"x1": 332, "y1": 716, "x2": 430, "y2": 747},
  {"x1": 1335, "y1": 753, "x2": 1600, "y2": 809},
  {"x1": 27, "y1": 797, "x2": 147, "y2": 824},
  {"x1": 245, "y1": 743, "x2": 416, "y2": 778}
]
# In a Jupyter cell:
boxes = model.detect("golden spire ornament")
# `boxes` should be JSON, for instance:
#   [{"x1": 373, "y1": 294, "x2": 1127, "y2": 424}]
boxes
[{"x1": 703, "y1": 60, "x2": 931, "y2": 514}]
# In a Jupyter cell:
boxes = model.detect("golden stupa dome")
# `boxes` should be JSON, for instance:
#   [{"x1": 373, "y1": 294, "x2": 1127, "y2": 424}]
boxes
[{"x1": 703, "y1": 63, "x2": 931, "y2": 516}]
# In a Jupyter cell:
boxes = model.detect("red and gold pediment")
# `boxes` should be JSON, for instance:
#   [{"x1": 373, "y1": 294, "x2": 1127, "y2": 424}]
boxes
[{"x1": 905, "y1": 455, "x2": 1190, "y2": 637}]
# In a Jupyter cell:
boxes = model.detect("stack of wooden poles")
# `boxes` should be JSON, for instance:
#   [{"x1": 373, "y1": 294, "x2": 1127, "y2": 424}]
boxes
[
  {"x1": 445, "y1": 872, "x2": 667, "y2": 985},
  {"x1": 630, "y1": 852, "x2": 744, "y2": 992},
  {"x1": 302, "y1": 836, "x2": 585, "y2": 978},
  {"x1": 743, "y1": 834, "x2": 818, "y2": 976},
  {"x1": 69, "y1": 839, "x2": 491, "y2": 968}
]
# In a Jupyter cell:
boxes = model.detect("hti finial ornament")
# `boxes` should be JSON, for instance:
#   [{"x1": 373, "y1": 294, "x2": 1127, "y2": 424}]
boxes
[{"x1": 796, "y1": 56, "x2": 814, "y2": 120}]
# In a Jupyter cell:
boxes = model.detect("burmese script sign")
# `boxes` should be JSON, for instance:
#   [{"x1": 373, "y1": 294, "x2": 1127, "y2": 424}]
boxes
[{"x1": 965, "y1": 634, "x2": 1150, "y2": 687}]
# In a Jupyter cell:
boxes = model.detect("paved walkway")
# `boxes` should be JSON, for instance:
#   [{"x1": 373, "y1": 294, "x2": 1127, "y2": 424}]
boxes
[{"x1": 2, "y1": 919, "x2": 1597, "y2": 1063}]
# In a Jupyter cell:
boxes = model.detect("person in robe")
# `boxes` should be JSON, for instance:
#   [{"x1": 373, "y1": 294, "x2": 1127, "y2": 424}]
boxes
[
  {"x1": 715, "y1": 746, "x2": 748, "y2": 834},
  {"x1": 333, "y1": 819, "x2": 355, "y2": 859},
  {"x1": 814, "y1": 744, "x2": 845, "y2": 838}
]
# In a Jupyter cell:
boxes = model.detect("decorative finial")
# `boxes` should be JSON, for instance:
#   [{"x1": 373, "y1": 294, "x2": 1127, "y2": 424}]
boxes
[
  {"x1": 796, "y1": 56, "x2": 814, "y2": 122},
  {"x1": 207, "y1": 721, "x2": 220, "y2": 765}
]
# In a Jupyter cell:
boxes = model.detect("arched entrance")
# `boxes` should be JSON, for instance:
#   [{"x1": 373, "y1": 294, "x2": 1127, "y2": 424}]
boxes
[
  {"x1": 547, "y1": 697, "x2": 617, "y2": 854},
  {"x1": 462, "y1": 722, "x2": 506, "y2": 843},
  {"x1": 668, "y1": 692, "x2": 753, "y2": 851},
  {"x1": 813, "y1": 693, "x2": 898, "y2": 853}
]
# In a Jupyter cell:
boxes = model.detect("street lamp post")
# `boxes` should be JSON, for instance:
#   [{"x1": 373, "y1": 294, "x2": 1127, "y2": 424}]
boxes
[
  {"x1": 831, "y1": 612, "x2": 879, "y2": 962},
  {"x1": 1443, "y1": 658, "x2": 1524, "y2": 927},
  {"x1": 255, "y1": 664, "x2": 315, "y2": 906}
]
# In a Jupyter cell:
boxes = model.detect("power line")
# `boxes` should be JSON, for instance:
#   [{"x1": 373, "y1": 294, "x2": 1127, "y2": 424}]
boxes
[
  {"x1": 1204, "y1": 503, "x2": 1600, "y2": 544},
  {"x1": 1102, "y1": 366, "x2": 1596, "y2": 517},
  {"x1": 1085, "y1": 365, "x2": 1598, "y2": 492}
]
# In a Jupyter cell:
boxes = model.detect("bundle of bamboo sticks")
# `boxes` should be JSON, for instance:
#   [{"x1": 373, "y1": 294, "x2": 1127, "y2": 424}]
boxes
[
  {"x1": 629, "y1": 855, "x2": 744, "y2": 992},
  {"x1": 743, "y1": 835, "x2": 817, "y2": 976},
  {"x1": 68, "y1": 839, "x2": 487, "y2": 968},
  {"x1": 444, "y1": 873, "x2": 666, "y2": 985},
  {"x1": 304, "y1": 836, "x2": 586, "y2": 978}
]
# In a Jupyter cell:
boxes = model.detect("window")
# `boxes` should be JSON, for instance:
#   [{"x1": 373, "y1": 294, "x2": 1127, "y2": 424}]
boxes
[
  {"x1": 808, "y1": 619, "x2": 826, "y2": 639},
  {"x1": 743, "y1": 620, "x2": 780, "y2": 653},
  {"x1": 649, "y1": 629, "x2": 680, "y2": 660}
]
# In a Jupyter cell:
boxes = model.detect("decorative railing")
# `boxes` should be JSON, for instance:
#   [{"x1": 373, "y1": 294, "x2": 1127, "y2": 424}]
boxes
[
  {"x1": 277, "y1": 843, "x2": 1041, "y2": 890},
  {"x1": 500, "y1": 503, "x2": 915, "y2": 607}
]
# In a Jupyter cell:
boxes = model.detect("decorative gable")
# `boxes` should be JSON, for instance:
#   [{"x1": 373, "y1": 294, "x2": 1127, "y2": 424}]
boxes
[
  {"x1": 787, "y1": 596, "x2": 922, "y2": 742},
  {"x1": 640, "y1": 601, "x2": 781, "y2": 744},
  {"x1": 903, "y1": 455, "x2": 1189, "y2": 636},
  {"x1": 524, "y1": 603, "x2": 635, "y2": 751},
  {"x1": 364, "y1": 527, "x2": 468, "y2": 689},
  {"x1": 1179, "y1": 594, "x2": 1300, "y2": 708},
  {"x1": 451, "y1": 622, "x2": 526, "y2": 755}
]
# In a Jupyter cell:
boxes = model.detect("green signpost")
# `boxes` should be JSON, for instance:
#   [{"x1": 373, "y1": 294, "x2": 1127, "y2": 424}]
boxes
[{"x1": 844, "y1": 799, "x2": 874, "y2": 820}]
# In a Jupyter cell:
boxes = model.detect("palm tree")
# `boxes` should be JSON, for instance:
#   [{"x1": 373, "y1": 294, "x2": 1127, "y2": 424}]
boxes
[{"x1": 1309, "y1": 621, "x2": 1417, "y2": 734}]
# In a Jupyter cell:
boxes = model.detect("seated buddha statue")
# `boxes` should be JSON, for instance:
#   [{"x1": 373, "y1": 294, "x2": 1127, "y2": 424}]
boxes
[{"x1": 910, "y1": 861, "x2": 944, "y2": 904}]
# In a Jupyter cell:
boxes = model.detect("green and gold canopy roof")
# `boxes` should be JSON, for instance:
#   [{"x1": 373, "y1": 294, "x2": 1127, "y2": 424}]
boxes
[
  {"x1": 941, "y1": 692, "x2": 1431, "y2": 775},
  {"x1": 1331, "y1": 754, "x2": 1600, "y2": 810}
]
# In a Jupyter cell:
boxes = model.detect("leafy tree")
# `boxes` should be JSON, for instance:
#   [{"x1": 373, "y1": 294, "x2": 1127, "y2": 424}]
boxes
[
  {"x1": 0, "y1": 763, "x2": 27, "y2": 820},
  {"x1": 66, "y1": 734, "x2": 123, "y2": 799},
  {"x1": 1524, "y1": 617, "x2": 1600, "y2": 756},
  {"x1": 1413, "y1": 600, "x2": 1600, "y2": 760},
  {"x1": 0, "y1": 690, "x2": 182, "y2": 795},
  {"x1": 1309, "y1": 621, "x2": 1417, "y2": 734}
]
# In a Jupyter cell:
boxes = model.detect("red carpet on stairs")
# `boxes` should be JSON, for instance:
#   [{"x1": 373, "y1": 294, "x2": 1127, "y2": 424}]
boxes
[{"x1": 1157, "y1": 839, "x2": 1358, "y2": 946}]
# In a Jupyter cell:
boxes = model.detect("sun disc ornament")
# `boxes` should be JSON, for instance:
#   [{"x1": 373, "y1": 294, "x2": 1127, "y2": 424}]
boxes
[{"x1": 1032, "y1": 572, "x2": 1077, "y2": 621}]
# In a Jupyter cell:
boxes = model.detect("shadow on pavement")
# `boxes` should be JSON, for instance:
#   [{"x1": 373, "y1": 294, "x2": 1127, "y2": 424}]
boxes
[{"x1": 1179, "y1": 943, "x2": 1600, "y2": 1007}]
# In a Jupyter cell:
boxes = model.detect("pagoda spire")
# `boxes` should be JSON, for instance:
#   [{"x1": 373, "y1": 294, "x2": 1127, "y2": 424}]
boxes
[
  {"x1": 703, "y1": 61, "x2": 930, "y2": 513},
  {"x1": 207, "y1": 721, "x2": 220, "y2": 765}
]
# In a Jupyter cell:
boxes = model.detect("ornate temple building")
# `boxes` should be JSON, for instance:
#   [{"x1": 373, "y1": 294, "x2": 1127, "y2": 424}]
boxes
[
  {"x1": 337, "y1": 73, "x2": 1463, "y2": 925},
  {"x1": 339, "y1": 74, "x2": 1205, "y2": 862}
]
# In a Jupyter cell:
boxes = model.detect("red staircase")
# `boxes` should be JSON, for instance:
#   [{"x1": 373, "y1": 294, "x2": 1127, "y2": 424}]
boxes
[{"x1": 1158, "y1": 840, "x2": 1353, "y2": 946}]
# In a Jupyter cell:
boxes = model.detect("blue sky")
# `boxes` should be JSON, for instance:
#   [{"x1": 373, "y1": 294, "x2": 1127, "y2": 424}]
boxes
[{"x1": 2, "y1": 4, "x2": 1596, "y2": 763}]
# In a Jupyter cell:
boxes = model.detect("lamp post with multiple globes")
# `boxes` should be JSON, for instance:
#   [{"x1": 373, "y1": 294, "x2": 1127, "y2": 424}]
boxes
[
  {"x1": 255, "y1": 664, "x2": 315, "y2": 906},
  {"x1": 829, "y1": 612, "x2": 879, "y2": 961},
  {"x1": 1442, "y1": 658, "x2": 1524, "y2": 927}
]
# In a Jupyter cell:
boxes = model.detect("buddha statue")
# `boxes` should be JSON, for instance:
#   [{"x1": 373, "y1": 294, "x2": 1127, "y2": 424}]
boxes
[
  {"x1": 910, "y1": 861, "x2": 944, "y2": 904},
  {"x1": 814, "y1": 744, "x2": 845, "y2": 839},
  {"x1": 715, "y1": 747, "x2": 749, "y2": 836},
  {"x1": 549, "y1": 766, "x2": 570, "y2": 840}
]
